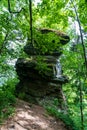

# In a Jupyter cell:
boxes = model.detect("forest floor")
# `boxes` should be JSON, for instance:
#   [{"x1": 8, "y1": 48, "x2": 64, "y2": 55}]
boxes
[{"x1": 0, "y1": 99, "x2": 68, "y2": 130}]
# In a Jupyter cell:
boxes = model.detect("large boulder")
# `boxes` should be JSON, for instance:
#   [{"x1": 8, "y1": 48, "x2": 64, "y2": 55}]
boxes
[
  {"x1": 15, "y1": 57, "x2": 68, "y2": 108},
  {"x1": 24, "y1": 28, "x2": 70, "y2": 56},
  {"x1": 39, "y1": 28, "x2": 70, "y2": 45},
  {"x1": 24, "y1": 44, "x2": 62, "y2": 56},
  {"x1": 15, "y1": 58, "x2": 54, "y2": 81},
  {"x1": 15, "y1": 28, "x2": 70, "y2": 109},
  {"x1": 16, "y1": 58, "x2": 68, "y2": 83}
]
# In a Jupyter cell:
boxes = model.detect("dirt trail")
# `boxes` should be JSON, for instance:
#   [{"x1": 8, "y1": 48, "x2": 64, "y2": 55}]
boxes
[{"x1": 0, "y1": 99, "x2": 68, "y2": 130}]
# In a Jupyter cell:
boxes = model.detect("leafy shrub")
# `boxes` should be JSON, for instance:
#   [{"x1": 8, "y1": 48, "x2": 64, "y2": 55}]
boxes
[
  {"x1": 45, "y1": 104, "x2": 78, "y2": 130},
  {"x1": 0, "y1": 78, "x2": 18, "y2": 123}
]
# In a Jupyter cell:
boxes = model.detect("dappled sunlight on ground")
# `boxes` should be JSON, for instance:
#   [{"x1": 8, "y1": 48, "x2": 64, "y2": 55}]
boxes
[{"x1": 0, "y1": 99, "x2": 67, "y2": 130}]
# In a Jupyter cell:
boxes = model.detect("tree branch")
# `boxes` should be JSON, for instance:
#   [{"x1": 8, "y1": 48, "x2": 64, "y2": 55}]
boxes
[
  {"x1": 7, "y1": 0, "x2": 24, "y2": 14},
  {"x1": 29, "y1": 0, "x2": 33, "y2": 45},
  {"x1": 70, "y1": 1, "x2": 85, "y2": 130},
  {"x1": 70, "y1": 0, "x2": 87, "y2": 73}
]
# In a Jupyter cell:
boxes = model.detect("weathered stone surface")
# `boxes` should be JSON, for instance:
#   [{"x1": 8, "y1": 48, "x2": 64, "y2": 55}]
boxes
[
  {"x1": 24, "y1": 28, "x2": 70, "y2": 56},
  {"x1": 16, "y1": 58, "x2": 68, "y2": 83},
  {"x1": 16, "y1": 79, "x2": 60, "y2": 98},
  {"x1": 15, "y1": 57, "x2": 68, "y2": 108},
  {"x1": 24, "y1": 44, "x2": 62, "y2": 56},
  {"x1": 15, "y1": 28, "x2": 70, "y2": 109},
  {"x1": 52, "y1": 76, "x2": 69, "y2": 84},
  {"x1": 15, "y1": 58, "x2": 54, "y2": 80},
  {"x1": 39, "y1": 28, "x2": 70, "y2": 44}
]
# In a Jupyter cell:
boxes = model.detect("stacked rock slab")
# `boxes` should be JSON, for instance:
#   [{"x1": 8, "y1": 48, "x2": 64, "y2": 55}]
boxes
[{"x1": 15, "y1": 28, "x2": 70, "y2": 109}]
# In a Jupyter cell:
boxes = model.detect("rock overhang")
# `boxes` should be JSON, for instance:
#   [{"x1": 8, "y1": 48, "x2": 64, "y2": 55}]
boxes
[{"x1": 24, "y1": 28, "x2": 70, "y2": 56}]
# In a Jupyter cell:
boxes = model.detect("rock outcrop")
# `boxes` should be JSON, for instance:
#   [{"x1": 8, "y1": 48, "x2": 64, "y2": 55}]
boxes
[{"x1": 15, "y1": 28, "x2": 70, "y2": 109}]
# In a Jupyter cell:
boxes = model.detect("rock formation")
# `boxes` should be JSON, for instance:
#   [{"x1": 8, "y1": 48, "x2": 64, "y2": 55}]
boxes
[{"x1": 15, "y1": 28, "x2": 70, "y2": 109}]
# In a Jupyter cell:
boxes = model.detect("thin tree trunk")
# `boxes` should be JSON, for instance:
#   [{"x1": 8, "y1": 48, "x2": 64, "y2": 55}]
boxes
[
  {"x1": 79, "y1": 82, "x2": 84, "y2": 130},
  {"x1": 70, "y1": 0, "x2": 87, "y2": 74},
  {"x1": 8, "y1": 0, "x2": 23, "y2": 13},
  {"x1": 29, "y1": 0, "x2": 33, "y2": 45},
  {"x1": 70, "y1": 1, "x2": 85, "y2": 130}
]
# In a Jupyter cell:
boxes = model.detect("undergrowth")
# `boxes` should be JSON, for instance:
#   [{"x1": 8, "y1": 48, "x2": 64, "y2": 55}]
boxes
[
  {"x1": 45, "y1": 105, "x2": 78, "y2": 130},
  {"x1": 0, "y1": 78, "x2": 18, "y2": 124},
  {"x1": 39, "y1": 97, "x2": 78, "y2": 130}
]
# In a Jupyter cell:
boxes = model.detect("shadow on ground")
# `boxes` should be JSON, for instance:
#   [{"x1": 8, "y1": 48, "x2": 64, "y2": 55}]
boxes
[{"x1": 0, "y1": 99, "x2": 67, "y2": 130}]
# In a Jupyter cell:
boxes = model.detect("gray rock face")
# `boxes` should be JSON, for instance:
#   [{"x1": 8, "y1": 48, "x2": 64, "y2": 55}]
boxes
[
  {"x1": 15, "y1": 57, "x2": 68, "y2": 109},
  {"x1": 16, "y1": 58, "x2": 53, "y2": 80},
  {"x1": 15, "y1": 28, "x2": 70, "y2": 109},
  {"x1": 39, "y1": 28, "x2": 70, "y2": 44},
  {"x1": 24, "y1": 28, "x2": 70, "y2": 56},
  {"x1": 16, "y1": 58, "x2": 68, "y2": 83},
  {"x1": 24, "y1": 44, "x2": 62, "y2": 56}
]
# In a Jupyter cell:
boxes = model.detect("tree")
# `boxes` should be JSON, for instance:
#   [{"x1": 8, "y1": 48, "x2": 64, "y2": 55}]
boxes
[{"x1": 61, "y1": 1, "x2": 87, "y2": 130}]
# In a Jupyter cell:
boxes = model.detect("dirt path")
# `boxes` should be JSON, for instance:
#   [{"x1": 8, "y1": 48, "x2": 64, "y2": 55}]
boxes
[{"x1": 0, "y1": 99, "x2": 68, "y2": 130}]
